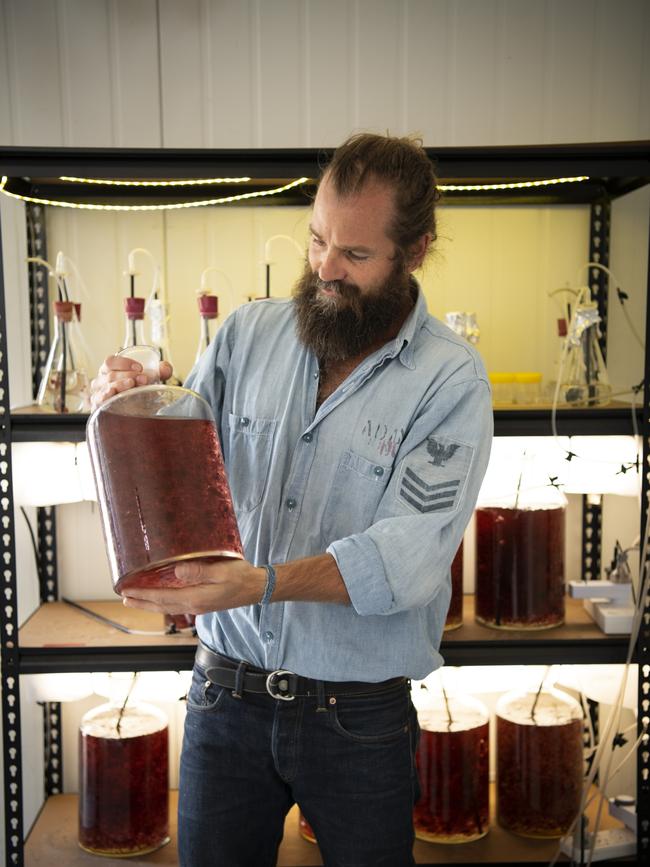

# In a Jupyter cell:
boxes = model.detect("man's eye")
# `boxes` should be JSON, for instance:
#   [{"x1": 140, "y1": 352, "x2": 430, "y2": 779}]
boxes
[
  {"x1": 346, "y1": 251, "x2": 368, "y2": 262},
  {"x1": 310, "y1": 235, "x2": 325, "y2": 246}
]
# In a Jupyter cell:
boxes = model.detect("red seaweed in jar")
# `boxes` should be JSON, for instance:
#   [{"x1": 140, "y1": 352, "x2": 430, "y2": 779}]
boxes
[
  {"x1": 496, "y1": 687, "x2": 583, "y2": 838},
  {"x1": 87, "y1": 382, "x2": 243, "y2": 594},
  {"x1": 78, "y1": 702, "x2": 169, "y2": 856},
  {"x1": 444, "y1": 542, "x2": 464, "y2": 631},
  {"x1": 414, "y1": 693, "x2": 489, "y2": 843},
  {"x1": 475, "y1": 505, "x2": 565, "y2": 630}
]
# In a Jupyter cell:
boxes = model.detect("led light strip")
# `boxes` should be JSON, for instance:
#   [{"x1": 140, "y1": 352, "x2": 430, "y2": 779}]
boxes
[
  {"x1": 439, "y1": 176, "x2": 589, "y2": 192},
  {"x1": 0, "y1": 176, "x2": 310, "y2": 211},
  {"x1": 59, "y1": 175, "x2": 251, "y2": 186}
]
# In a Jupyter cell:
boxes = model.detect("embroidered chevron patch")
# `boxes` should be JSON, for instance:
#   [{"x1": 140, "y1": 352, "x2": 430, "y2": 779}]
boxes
[
  {"x1": 397, "y1": 434, "x2": 473, "y2": 515},
  {"x1": 400, "y1": 468, "x2": 460, "y2": 512}
]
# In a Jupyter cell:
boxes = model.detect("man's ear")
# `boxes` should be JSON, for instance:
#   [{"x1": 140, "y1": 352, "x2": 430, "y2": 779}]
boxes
[{"x1": 406, "y1": 234, "x2": 431, "y2": 271}]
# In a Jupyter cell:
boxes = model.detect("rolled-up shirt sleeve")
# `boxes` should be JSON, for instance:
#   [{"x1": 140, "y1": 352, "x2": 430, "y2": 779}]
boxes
[{"x1": 328, "y1": 376, "x2": 493, "y2": 616}]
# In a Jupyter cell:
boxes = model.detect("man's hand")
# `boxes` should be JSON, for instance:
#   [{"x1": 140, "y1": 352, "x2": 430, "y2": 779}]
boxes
[
  {"x1": 122, "y1": 559, "x2": 266, "y2": 615},
  {"x1": 90, "y1": 355, "x2": 174, "y2": 410}
]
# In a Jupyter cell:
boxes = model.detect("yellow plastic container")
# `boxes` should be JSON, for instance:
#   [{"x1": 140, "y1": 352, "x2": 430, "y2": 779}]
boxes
[
  {"x1": 488, "y1": 372, "x2": 515, "y2": 406},
  {"x1": 513, "y1": 372, "x2": 542, "y2": 406}
]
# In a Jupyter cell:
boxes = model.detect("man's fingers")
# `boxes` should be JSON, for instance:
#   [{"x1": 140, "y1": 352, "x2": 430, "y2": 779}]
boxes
[
  {"x1": 100, "y1": 355, "x2": 143, "y2": 374},
  {"x1": 160, "y1": 361, "x2": 174, "y2": 382}
]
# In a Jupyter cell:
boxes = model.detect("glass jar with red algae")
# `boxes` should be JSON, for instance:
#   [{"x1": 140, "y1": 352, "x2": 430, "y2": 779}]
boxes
[
  {"x1": 496, "y1": 686, "x2": 583, "y2": 838},
  {"x1": 444, "y1": 541, "x2": 464, "y2": 631},
  {"x1": 78, "y1": 701, "x2": 169, "y2": 856},
  {"x1": 86, "y1": 345, "x2": 243, "y2": 595},
  {"x1": 474, "y1": 454, "x2": 567, "y2": 630},
  {"x1": 413, "y1": 687, "x2": 490, "y2": 843}
]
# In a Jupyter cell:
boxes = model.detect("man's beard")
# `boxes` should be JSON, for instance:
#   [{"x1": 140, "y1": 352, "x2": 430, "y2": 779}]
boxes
[{"x1": 292, "y1": 258, "x2": 414, "y2": 363}]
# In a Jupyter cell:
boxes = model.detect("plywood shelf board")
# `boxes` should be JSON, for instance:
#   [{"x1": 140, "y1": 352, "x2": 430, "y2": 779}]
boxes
[{"x1": 25, "y1": 788, "x2": 630, "y2": 866}]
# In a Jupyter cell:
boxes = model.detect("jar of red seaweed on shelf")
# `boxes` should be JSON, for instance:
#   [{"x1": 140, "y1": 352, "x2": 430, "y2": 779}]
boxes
[
  {"x1": 78, "y1": 700, "x2": 169, "y2": 856},
  {"x1": 87, "y1": 345, "x2": 243, "y2": 594},
  {"x1": 444, "y1": 541, "x2": 464, "y2": 631},
  {"x1": 413, "y1": 686, "x2": 490, "y2": 843},
  {"x1": 164, "y1": 612, "x2": 196, "y2": 633},
  {"x1": 298, "y1": 811, "x2": 317, "y2": 843},
  {"x1": 496, "y1": 685, "x2": 583, "y2": 838},
  {"x1": 475, "y1": 473, "x2": 566, "y2": 630}
]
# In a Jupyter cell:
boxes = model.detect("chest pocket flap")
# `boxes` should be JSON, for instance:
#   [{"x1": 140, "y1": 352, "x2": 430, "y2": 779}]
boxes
[{"x1": 227, "y1": 413, "x2": 277, "y2": 512}]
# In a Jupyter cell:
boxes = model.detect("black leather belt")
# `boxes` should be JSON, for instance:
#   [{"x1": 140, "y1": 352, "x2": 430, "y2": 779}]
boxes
[{"x1": 195, "y1": 644, "x2": 406, "y2": 702}]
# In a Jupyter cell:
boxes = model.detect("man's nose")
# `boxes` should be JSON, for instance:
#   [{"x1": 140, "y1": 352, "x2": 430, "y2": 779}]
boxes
[{"x1": 318, "y1": 248, "x2": 346, "y2": 283}]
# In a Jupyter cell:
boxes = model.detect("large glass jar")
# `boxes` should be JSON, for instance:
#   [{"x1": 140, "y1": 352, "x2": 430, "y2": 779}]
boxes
[
  {"x1": 414, "y1": 691, "x2": 490, "y2": 843},
  {"x1": 444, "y1": 542, "x2": 464, "y2": 631},
  {"x1": 78, "y1": 701, "x2": 169, "y2": 856},
  {"x1": 87, "y1": 347, "x2": 243, "y2": 593},
  {"x1": 475, "y1": 497, "x2": 566, "y2": 630},
  {"x1": 496, "y1": 687, "x2": 583, "y2": 838}
]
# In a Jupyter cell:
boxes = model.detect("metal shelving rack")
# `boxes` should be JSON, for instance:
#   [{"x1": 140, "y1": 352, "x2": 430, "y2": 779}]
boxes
[{"x1": 1, "y1": 142, "x2": 649, "y2": 866}]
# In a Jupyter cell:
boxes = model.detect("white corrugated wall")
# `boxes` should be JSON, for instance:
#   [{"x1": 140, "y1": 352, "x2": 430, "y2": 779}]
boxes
[{"x1": 1, "y1": 0, "x2": 648, "y2": 148}]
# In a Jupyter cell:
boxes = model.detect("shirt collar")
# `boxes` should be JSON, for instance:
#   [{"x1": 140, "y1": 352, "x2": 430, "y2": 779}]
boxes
[{"x1": 379, "y1": 278, "x2": 427, "y2": 371}]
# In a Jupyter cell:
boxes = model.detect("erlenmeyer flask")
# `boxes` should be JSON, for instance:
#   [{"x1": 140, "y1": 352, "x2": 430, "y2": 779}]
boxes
[
  {"x1": 37, "y1": 300, "x2": 90, "y2": 413},
  {"x1": 121, "y1": 297, "x2": 147, "y2": 349},
  {"x1": 557, "y1": 300, "x2": 611, "y2": 407},
  {"x1": 194, "y1": 294, "x2": 219, "y2": 365}
]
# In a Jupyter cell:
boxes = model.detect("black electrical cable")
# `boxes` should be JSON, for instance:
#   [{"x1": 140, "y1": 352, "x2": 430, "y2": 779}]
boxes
[
  {"x1": 20, "y1": 506, "x2": 45, "y2": 599},
  {"x1": 61, "y1": 596, "x2": 194, "y2": 637}
]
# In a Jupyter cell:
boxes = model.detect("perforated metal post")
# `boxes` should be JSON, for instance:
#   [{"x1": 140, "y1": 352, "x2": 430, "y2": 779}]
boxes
[
  {"x1": 0, "y1": 208, "x2": 24, "y2": 865},
  {"x1": 581, "y1": 497, "x2": 603, "y2": 582},
  {"x1": 25, "y1": 204, "x2": 50, "y2": 397},
  {"x1": 579, "y1": 202, "x2": 610, "y2": 582},
  {"x1": 588, "y1": 200, "x2": 611, "y2": 360},
  {"x1": 26, "y1": 203, "x2": 63, "y2": 798}
]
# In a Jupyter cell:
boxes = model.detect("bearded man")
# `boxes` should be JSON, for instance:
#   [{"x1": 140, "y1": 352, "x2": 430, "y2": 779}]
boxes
[{"x1": 91, "y1": 133, "x2": 493, "y2": 867}]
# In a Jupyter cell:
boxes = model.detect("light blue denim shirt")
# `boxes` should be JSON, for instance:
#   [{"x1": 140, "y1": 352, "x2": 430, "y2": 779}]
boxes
[{"x1": 185, "y1": 284, "x2": 493, "y2": 681}]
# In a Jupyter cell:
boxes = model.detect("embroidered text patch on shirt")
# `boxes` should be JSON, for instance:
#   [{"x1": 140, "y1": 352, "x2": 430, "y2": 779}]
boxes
[{"x1": 397, "y1": 434, "x2": 473, "y2": 514}]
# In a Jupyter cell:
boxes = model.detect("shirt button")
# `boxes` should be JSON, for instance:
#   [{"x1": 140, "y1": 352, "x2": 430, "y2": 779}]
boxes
[
  {"x1": 286, "y1": 497, "x2": 297, "y2": 511},
  {"x1": 313, "y1": 371, "x2": 319, "y2": 379},
  {"x1": 302, "y1": 432, "x2": 313, "y2": 443},
  {"x1": 374, "y1": 466, "x2": 384, "y2": 477},
  {"x1": 239, "y1": 416, "x2": 250, "y2": 426},
  {"x1": 263, "y1": 631, "x2": 274, "y2": 642}
]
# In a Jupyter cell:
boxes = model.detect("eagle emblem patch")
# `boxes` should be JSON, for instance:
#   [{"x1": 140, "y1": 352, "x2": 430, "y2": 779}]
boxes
[{"x1": 397, "y1": 434, "x2": 472, "y2": 515}]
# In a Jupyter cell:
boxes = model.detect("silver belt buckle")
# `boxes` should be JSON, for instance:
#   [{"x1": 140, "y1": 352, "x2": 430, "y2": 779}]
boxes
[{"x1": 266, "y1": 669, "x2": 296, "y2": 701}]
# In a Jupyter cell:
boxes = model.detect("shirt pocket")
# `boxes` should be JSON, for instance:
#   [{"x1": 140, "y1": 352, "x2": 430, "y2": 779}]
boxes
[
  {"x1": 227, "y1": 413, "x2": 277, "y2": 513},
  {"x1": 322, "y1": 450, "x2": 393, "y2": 544}
]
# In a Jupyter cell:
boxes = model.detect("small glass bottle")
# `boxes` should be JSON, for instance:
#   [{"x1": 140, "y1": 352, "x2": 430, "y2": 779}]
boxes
[
  {"x1": 122, "y1": 297, "x2": 147, "y2": 349},
  {"x1": 414, "y1": 690, "x2": 489, "y2": 843},
  {"x1": 496, "y1": 686, "x2": 583, "y2": 838},
  {"x1": 444, "y1": 312, "x2": 480, "y2": 344},
  {"x1": 195, "y1": 294, "x2": 219, "y2": 365},
  {"x1": 78, "y1": 700, "x2": 169, "y2": 856},
  {"x1": 444, "y1": 542, "x2": 464, "y2": 631},
  {"x1": 37, "y1": 300, "x2": 89, "y2": 413},
  {"x1": 86, "y1": 345, "x2": 243, "y2": 594}
]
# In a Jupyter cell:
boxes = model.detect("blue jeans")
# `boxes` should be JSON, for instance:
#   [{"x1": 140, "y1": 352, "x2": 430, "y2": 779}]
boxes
[{"x1": 178, "y1": 662, "x2": 419, "y2": 867}]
